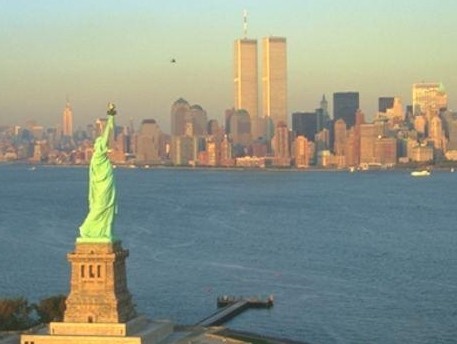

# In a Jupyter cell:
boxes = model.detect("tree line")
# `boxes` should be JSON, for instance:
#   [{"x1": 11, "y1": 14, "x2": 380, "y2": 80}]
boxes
[{"x1": 0, "y1": 295, "x2": 66, "y2": 331}]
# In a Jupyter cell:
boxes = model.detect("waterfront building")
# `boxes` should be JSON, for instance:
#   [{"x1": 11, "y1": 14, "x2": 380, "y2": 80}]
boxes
[
  {"x1": 315, "y1": 128, "x2": 330, "y2": 155},
  {"x1": 382, "y1": 97, "x2": 404, "y2": 127},
  {"x1": 110, "y1": 129, "x2": 129, "y2": 163},
  {"x1": 207, "y1": 119, "x2": 220, "y2": 136},
  {"x1": 294, "y1": 135, "x2": 309, "y2": 168},
  {"x1": 262, "y1": 37, "x2": 287, "y2": 127},
  {"x1": 345, "y1": 128, "x2": 357, "y2": 167},
  {"x1": 333, "y1": 118, "x2": 347, "y2": 156},
  {"x1": 229, "y1": 109, "x2": 252, "y2": 147},
  {"x1": 292, "y1": 112, "x2": 317, "y2": 142},
  {"x1": 189, "y1": 104, "x2": 208, "y2": 136},
  {"x1": 428, "y1": 115, "x2": 445, "y2": 151},
  {"x1": 447, "y1": 116, "x2": 457, "y2": 150},
  {"x1": 317, "y1": 94, "x2": 331, "y2": 131},
  {"x1": 135, "y1": 119, "x2": 162, "y2": 164},
  {"x1": 333, "y1": 92, "x2": 359, "y2": 128},
  {"x1": 220, "y1": 135, "x2": 234, "y2": 167},
  {"x1": 414, "y1": 115, "x2": 426, "y2": 137},
  {"x1": 412, "y1": 82, "x2": 448, "y2": 122},
  {"x1": 374, "y1": 137, "x2": 397, "y2": 165},
  {"x1": 251, "y1": 138, "x2": 268, "y2": 157},
  {"x1": 271, "y1": 121, "x2": 291, "y2": 167},
  {"x1": 379, "y1": 97, "x2": 395, "y2": 113},
  {"x1": 409, "y1": 143, "x2": 434, "y2": 162},
  {"x1": 62, "y1": 102, "x2": 73, "y2": 137},
  {"x1": 359, "y1": 124, "x2": 376, "y2": 164},
  {"x1": 205, "y1": 136, "x2": 220, "y2": 167},
  {"x1": 236, "y1": 156, "x2": 265, "y2": 168},
  {"x1": 171, "y1": 135, "x2": 198, "y2": 166},
  {"x1": 171, "y1": 98, "x2": 191, "y2": 136}
]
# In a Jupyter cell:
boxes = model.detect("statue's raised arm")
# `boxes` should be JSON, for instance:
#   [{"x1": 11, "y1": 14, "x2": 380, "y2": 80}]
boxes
[{"x1": 78, "y1": 103, "x2": 118, "y2": 243}]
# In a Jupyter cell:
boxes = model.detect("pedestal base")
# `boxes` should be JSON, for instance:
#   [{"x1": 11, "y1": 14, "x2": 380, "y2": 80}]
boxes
[{"x1": 21, "y1": 316, "x2": 173, "y2": 344}]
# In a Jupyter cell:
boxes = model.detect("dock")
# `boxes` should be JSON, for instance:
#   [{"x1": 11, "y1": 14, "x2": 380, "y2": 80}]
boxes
[{"x1": 196, "y1": 296, "x2": 274, "y2": 327}]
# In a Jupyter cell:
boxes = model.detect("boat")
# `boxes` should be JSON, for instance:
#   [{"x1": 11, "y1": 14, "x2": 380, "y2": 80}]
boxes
[{"x1": 411, "y1": 170, "x2": 430, "y2": 177}]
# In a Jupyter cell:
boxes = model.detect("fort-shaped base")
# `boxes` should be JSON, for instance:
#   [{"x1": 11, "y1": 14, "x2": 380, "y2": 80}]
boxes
[
  {"x1": 64, "y1": 241, "x2": 136, "y2": 323},
  {"x1": 21, "y1": 316, "x2": 173, "y2": 344}
]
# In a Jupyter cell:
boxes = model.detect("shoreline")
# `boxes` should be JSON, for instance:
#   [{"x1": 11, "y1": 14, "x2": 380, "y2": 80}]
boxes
[{"x1": 1, "y1": 160, "x2": 457, "y2": 173}]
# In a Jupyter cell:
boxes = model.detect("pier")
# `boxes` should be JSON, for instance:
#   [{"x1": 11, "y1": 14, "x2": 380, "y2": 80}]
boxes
[{"x1": 196, "y1": 296, "x2": 273, "y2": 327}]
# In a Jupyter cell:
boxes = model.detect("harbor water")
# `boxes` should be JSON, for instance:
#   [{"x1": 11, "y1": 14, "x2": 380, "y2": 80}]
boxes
[{"x1": 1, "y1": 165, "x2": 456, "y2": 343}]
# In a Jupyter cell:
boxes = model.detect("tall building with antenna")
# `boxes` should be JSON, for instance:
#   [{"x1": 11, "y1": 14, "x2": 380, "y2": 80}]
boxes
[
  {"x1": 262, "y1": 36, "x2": 287, "y2": 128},
  {"x1": 62, "y1": 101, "x2": 73, "y2": 137},
  {"x1": 233, "y1": 10, "x2": 258, "y2": 122}
]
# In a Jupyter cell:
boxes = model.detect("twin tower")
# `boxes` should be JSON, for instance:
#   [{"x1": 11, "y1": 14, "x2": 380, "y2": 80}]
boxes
[{"x1": 234, "y1": 36, "x2": 287, "y2": 137}]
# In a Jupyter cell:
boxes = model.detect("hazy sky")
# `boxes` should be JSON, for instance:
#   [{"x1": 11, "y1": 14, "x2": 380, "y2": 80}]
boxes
[{"x1": 1, "y1": 0, "x2": 456, "y2": 132}]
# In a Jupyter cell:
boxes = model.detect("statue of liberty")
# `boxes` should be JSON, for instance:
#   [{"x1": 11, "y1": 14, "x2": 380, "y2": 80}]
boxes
[{"x1": 78, "y1": 103, "x2": 118, "y2": 243}]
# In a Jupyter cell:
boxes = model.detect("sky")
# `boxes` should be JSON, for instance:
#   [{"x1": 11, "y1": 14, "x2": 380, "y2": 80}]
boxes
[{"x1": 1, "y1": 0, "x2": 456, "y2": 133}]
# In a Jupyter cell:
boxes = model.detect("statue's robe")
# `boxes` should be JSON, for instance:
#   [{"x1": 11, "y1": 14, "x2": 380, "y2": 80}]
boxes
[{"x1": 79, "y1": 115, "x2": 117, "y2": 241}]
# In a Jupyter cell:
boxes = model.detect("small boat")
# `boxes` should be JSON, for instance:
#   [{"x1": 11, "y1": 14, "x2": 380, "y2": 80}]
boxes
[{"x1": 411, "y1": 170, "x2": 430, "y2": 177}]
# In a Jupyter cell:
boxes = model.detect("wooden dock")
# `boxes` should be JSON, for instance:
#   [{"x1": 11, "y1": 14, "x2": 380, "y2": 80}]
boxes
[{"x1": 196, "y1": 296, "x2": 274, "y2": 327}]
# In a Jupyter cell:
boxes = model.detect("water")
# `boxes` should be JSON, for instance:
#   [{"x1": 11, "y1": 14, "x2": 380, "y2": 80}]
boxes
[{"x1": 1, "y1": 165, "x2": 457, "y2": 343}]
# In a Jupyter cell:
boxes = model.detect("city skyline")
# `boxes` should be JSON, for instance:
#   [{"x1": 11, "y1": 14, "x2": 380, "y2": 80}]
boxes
[{"x1": 1, "y1": 0, "x2": 457, "y2": 132}]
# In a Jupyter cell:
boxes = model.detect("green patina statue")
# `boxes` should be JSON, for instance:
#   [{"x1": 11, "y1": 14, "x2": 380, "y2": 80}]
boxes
[{"x1": 78, "y1": 103, "x2": 118, "y2": 243}]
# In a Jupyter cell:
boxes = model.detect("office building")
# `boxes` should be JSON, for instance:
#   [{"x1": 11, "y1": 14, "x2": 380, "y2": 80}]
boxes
[
  {"x1": 374, "y1": 137, "x2": 397, "y2": 165},
  {"x1": 412, "y1": 82, "x2": 448, "y2": 120},
  {"x1": 262, "y1": 37, "x2": 287, "y2": 127},
  {"x1": 62, "y1": 102, "x2": 73, "y2": 137},
  {"x1": 189, "y1": 104, "x2": 208, "y2": 136},
  {"x1": 234, "y1": 39, "x2": 258, "y2": 120},
  {"x1": 272, "y1": 121, "x2": 291, "y2": 167},
  {"x1": 334, "y1": 119, "x2": 347, "y2": 156},
  {"x1": 292, "y1": 112, "x2": 317, "y2": 142},
  {"x1": 333, "y1": 92, "x2": 359, "y2": 128},
  {"x1": 229, "y1": 109, "x2": 252, "y2": 147},
  {"x1": 171, "y1": 98, "x2": 191, "y2": 136},
  {"x1": 294, "y1": 135, "x2": 310, "y2": 168},
  {"x1": 135, "y1": 119, "x2": 162, "y2": 164},
  {"x1": 359, "y1": 124, "x2": 376, "y2": 164},
  {"x1": 379, "y1": 97, "x2": 395, "y2": 113}
]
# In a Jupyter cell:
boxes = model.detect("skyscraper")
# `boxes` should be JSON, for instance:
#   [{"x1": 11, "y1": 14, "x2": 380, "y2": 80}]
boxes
[
  {"x1": 62, "y1": 101, "x2": 73, "y2": 137},
  {"x1": 262, "y1": 37, "x2": 287, "y2": 127},
  {"x1": 333, "y1": 92, "x2": 359, "y2": 128},
  {"x1": 412, "y1": 82, "x2": 447, "y2": 119},
  {"x1": 136, "y1": 119, "x2": 162, "y2": 164},
  {"x1": 378, "y1": 97, "x2": 395, "y2": 113},
  {"x1": 292, "y1": 112, "x2": 317, "y2": 142},
  {"x1": 171, "y1": 98, "x2": 190, "y2": 136},
  {"x1": 234, "y1": 39, "x2": 258, "y2": 120},
  {"x1": 272, "y1": 121, "x2": 291, "y2": 167}
]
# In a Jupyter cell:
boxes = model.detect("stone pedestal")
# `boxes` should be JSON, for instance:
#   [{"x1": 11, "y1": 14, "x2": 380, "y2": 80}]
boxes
[
  {"x1": 20, "y1": 242, "x2": 174, "y2": 344},
  {"x1": 64, "y1": 241, "x2": 136, "y2": 323}
]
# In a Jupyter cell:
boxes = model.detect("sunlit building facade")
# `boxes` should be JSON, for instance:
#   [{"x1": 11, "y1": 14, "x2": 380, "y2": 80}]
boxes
[
  {"x1": 262, "y1": 37, "x2": 287, "y2": 127},
  {"x1": 272, "y1": 121, "x2": 291, "y2": 167},
  {"x1": 294, "y1": 135, "x2": 309, "y2": 168},
  {"x1": 171, "y1": 98, "x2": 191, "y2": 136},
  {"x1": 412, "y1": 82, "x2": 448, "y2": 121},
  {"x1": 62, "y1": 102, "x2": 73, "y2": 137},
  {"x1": 234, "y1": 39, "x2": 258, "y2": 121},
  {"x1": 136, "y1": 119, "x2": 161, "y2": 164}
]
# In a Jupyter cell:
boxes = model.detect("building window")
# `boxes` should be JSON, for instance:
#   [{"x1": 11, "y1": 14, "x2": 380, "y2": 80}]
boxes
[
  {"x1": 97, "y1": 265, "x2": 101, "y2": 278},
  {"x1": 81, "y1": 265, "x2": 85, "y2": 278},
  {"x1": 89, "y1": 265, "x2": 95, "y2": 278}
]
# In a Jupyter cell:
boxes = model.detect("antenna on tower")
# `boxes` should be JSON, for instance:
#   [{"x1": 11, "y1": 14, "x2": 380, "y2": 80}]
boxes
[{"x1": 243, "y1": 9, "x2": 248, "y2": 39}]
